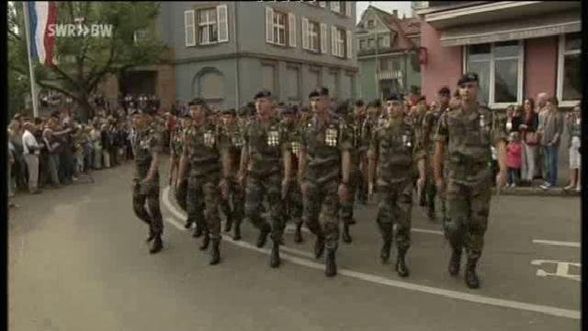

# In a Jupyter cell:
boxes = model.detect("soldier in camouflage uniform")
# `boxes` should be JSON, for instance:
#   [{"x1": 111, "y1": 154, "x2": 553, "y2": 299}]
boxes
[
  {"x1": 409, "y1": 96, "x2": 429, "y2": 208},
  {"x1": 130, "y1": 107, "x2": 165, "y2": 254},
  {"x1": 434, "y1": 73, "x2": 508, "y2": 289},
  {"x1": 367, "y1": 94, "x2": 416, "y2": 277},
  {"x1": 421, "y1": 87, "x2": 451, "y2": 222},
  {"x1": 279, "y1": 105, "x2": 304, "y2": 243},
  {"x1": 177, "y1": 98, "x2": 229, "y2": 265},
  {"x1": 218, "y1": 107, "x2": 245, "y2": 240},
  {"x1": 298, "y1": 87, "x2": 353, "y2": 277},
  {"x1": 170, "y1": 113, "x2": 190, "y2": 215},
  {"x1": 239, "y1": 90, "x2": 292, "y2": 268}
]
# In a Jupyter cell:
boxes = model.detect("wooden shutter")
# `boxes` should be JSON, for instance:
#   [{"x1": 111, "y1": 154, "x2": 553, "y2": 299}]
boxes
[
  {"x1": 184, "y1": 10, "x2": 195, "y2": 47},
  {"x1": 346, "y1": 29, "x2": 352, "y2": 59},
  {"x1": 302, "y1": 17, "x2": 309, "y2": 49},
  {"x1": 288, "y1": 13, "x2": 296, "y2": 47},
  {"x1": 331, "y1": 26, "x2": 337, "y2": 56},
  {"x1": 320, "y1": 23, "x2": 328, "y2": 53},
  {"x1": 345, "y1": 2, "x2": 352, "y2": 17},
  {"x1": 217, "y1": 5, "x2": 228, "y2": 42},
  {"x1": 266, "y1": 6, "x2": 274, "y2": 43}
]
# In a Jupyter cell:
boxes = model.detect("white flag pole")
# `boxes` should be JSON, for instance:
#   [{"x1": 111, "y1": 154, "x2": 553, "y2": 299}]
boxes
[{"x1": 23, "y1": 1, "x2": 40, "y2": 118}]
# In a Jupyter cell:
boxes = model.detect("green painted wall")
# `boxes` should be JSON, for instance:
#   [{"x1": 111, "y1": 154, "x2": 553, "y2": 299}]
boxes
[{"x1": 359, "y1": 58, "x2": 377, "y2": 102}]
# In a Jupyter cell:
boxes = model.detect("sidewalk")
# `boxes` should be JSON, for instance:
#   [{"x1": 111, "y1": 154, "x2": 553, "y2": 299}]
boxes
[{"x1": 492, "y1": 186, "x2": 581, "y2": 197}]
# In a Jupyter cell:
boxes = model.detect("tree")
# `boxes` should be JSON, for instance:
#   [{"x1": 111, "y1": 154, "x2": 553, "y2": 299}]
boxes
[{"x1": 8, "y1": 1, "x2": 166, "y2": 121}]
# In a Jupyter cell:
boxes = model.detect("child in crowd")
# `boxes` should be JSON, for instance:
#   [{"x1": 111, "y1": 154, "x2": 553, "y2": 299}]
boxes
[{"x1": 506, "y1": 131, "x2": 523, "y2": 187}]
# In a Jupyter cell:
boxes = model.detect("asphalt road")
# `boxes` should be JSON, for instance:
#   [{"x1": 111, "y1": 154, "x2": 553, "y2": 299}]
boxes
[{"x1": 8, "y1": 160, "x2": 581, "y2": 331}]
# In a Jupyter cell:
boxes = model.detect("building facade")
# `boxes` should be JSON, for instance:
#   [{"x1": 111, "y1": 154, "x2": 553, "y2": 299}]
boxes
[
  {"x1": 356, "y1": 6, "x2": 421, "y2": 102},
  {"x1": 413, "y1": 1, "x2": 581, "y2": 109},
  {"x1": 155, "y1": 1, "x2": 358, "y2": 110}
]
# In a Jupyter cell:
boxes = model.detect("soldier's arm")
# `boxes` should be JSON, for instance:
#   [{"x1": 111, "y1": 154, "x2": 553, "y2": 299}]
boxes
[
  {"x1": 298, "y1": 147, "x2": 307, "y2": 184},
  {"x1": 367, "y1": 129, "x2": 378, "y2": 188},
  {"x1": 341, "y1": 150, "x2": 351, "y2": 184},
  {"x1": 177, "y1": 135, "x2": 189, "y2": 182},
  {"x1": 433, "y1": 113, "x2": 449, "y2": 183},
  {"x1": 238, "y1": 145, "x2": 249, "y2": 178},
  {"x1": 283, "y1": 149, "x2": 292, "y2": 182},
  {"x1": 220, "y1": 147, "x2": 232, "y2": 180}
]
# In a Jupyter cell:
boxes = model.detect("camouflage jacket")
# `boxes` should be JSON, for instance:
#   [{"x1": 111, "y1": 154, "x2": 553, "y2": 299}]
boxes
[
  {"x1": 218, "y1": 121, "x2": 244, "y2": 177},
  {"x1": 369, "y1": 115, "x2": 418, "y2": 185},
  {"x1": 300, "y1": 112, "x2": 353, "y2": 184},
  {"x1": 170, "y1": 126, "x2": 184, "y2": 157},
  {"x1": 422, "y1": 106, "x2": 449, "y2": 156},
  {"x1": 243, "y1": 116, "x2": 289, "y2": 178},
  {"x1": 434, "y1": 105, "x2": 507, "y2": 186},
  {"x1": 183, "y1": 121, "x2": 222, "y2": 178},
  {"x1": 132, "y1": 122, "x2": 164, "y2": 180}
]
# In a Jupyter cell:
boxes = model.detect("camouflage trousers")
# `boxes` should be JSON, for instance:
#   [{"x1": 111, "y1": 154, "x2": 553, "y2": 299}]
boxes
[
  {"x1": 244, "y1": 173, "x2": 285, "y2": 241},
  {"x1": 425, "y1": 161, "x2": 447, "y2": 219},
  {"x1": 340, "y1": 167, "x2": 362, "y2": 224},
  {"x1": 186, "y1": 174, "x2": 222, "y2": 240},
  {"x1": 175, "y1": 179, "x2": 188, "y2": 211},
  {"x1": 219, "y1": 178, "x2": 245, "y2": 226},
  {"x1": 282, "y1": 180, "x2": 303, "y2": 228},
  {"x1": 444, "y1": 180, "x2": 491, "y2": 259},
  {"x1": 302, "y1": 179, "x2": 340, "y2": 249},
  {"x1": 376, "y1": 180, "x2": 413, "y2": 250},
  {"x1": 132, "y1": 177, "x2": 163, "y2": 235}
]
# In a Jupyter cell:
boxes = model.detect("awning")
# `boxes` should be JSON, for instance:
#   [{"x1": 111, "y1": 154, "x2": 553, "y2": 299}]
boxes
[{"x1": 440, "y1": 10, "x2": 580, "y2": 47}]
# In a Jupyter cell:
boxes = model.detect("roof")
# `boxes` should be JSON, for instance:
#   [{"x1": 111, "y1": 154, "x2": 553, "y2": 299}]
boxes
[{"x1": 366, "y1": 5, "x2": 421, "y2": 49}]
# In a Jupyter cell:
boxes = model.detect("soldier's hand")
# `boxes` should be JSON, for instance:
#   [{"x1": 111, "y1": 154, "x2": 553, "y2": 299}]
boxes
[
  {"x1": 338, "y1": 183, "x2": 350, "y2": 203},
  {"x1": 417, "y1": 177, "x2": 425, "y2": 192},
  {"x1": 237, "y1": 172, "x2": 247, "y2": 189},
  {"x1": 368, "y1": 182, "x2": 374, "y2": 201},
  {"x1": 281, "y1": 179, "x2": 291, "y2": 200},
  {"x1": 496, "y1": 170, "x2": 508, "y2": 189},
  {"x1": 219, "y1": 178, "x2": 229, "y2": 200}
]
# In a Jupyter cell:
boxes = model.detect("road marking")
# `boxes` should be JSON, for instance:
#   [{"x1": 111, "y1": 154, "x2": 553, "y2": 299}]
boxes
[
  {"x1": 531, "y1": 260, "x2": 581, "y2": 282},
  {"x1": 161, "y1": 187, "x2": 580, "y2": 320},
  {"x1": 532, "y1": 240, "x2": 580, "y2": 248}
]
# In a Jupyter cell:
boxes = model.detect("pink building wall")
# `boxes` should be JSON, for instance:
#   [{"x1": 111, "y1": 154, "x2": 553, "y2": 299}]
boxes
[
  {"x1": 524, "y1": 37, "x2": 558, "y2": 100},
  {"x1": 419, "y1": 21, "x2": 462, "y2": 101}
]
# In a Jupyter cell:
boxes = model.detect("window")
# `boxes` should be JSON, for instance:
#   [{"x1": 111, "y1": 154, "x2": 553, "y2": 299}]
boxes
[
  {"x1": 378, "y1": 36, "x2": 389, "y2": 48},
  {"x1": 273, "y1": 10, "x2": 287, "y2": 46},
  {"x1": 318, "y1": 1, "x2": 327, "y2": 8},
  {"x1": 309, "y1": 21, "x2": 320, "y2": 51},
  {"x1": 331, "y1": 26, "x2": 345, "y2": 58},
  {"x1": 368, "y1": 38, "x2": 375, "y2": 49},
  {"x1": 465, "y1": 41, "x2": 523, "y2": 107},
  {"x1": 557, "y1": 33, "x2": 581, "y2": 105},
  {"x1": 359, "y1": 39, "x2": 366, "y2": 50},
  {"x1": 184, "y1": 10, "x2": 195, "y2": 46},
  {"x1": 368, "y1": 20, "x2": 374, "y2": 28},
  {"x1": 133, "y1": 29, "x2": 147, "y2": 44},
  {"x1": 198, "y1": 8, "x2": 217, "y2": 44},
  {"x1": 330, "y1": 1, "x2": 341, "y2": 13}
]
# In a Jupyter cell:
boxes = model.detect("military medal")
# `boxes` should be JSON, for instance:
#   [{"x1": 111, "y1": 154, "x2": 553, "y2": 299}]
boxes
[
  {"x1": 506, "y1": 119, "x2": 512, "y2": 131},
  {"x1": 231, "y1": 133, "x2": 244, "y2": 147},
  {"x1": 292, "y1": 141, "x2": 301, "y2": 155},
  {"x1": 479, "y1": 114, "x2": 486, "y2": 129},
  {"x1": 267, "y1": 129, "x2": 280, "y2": 147},
  {"x1": 576, "y1": 117, "x2": 581, "y2": 126},
  {"x1": 204, "y1": 130, "x2": 215, "y2": 148},
  {"x1": 325, "y1": 126, "x2": 338, "y2": 147},
  {"x1": 402, "y1": 132, "x2": 412, "y2": 148}
]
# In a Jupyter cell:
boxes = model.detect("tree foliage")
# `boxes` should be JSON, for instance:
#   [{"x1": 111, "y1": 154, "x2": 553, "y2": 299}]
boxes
[{"x1": 8, "y1": 1, "x2": 167, "y2": 120}]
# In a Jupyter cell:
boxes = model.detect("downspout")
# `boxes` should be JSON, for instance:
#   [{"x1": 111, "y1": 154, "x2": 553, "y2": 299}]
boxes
[{"x1": 234, "y1": 1, "x2": 240, "y2": 109}]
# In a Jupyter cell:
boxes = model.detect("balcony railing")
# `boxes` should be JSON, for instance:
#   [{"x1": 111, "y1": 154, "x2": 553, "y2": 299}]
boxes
[{"x1": 376, "y1": 70, "x2": 403, "y2": 81}]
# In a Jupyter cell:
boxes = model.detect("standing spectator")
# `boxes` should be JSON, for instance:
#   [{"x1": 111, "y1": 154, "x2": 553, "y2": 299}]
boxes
[
  {"x1": 8, "y1": 118, "x2": 27, "y2": 191},
  {"x1": 536, "y1": 92, "x2": 549, "y2": 180},
  {"x1": 100, "y1": 123, "x2": 111, "y2": 169},
  {"x1": 91, "y1": 120, "x2": 103, "y2": 169},
  {"x1": 538, "y1": 97, "x2": 564, "y2": 189},
  {"x1": 564, "y1": 103, "x2": 581, "y2": 192},
  {"x1": 43, "y1": 117, "x2": 62, "y2": 187},
  {"x1": 519, "y1": 98, "x2": 539, "y2": 185},
  {"x1": 8, "y1": 140, "x2": 16, "y2": 207},
  {"x1": 22, "y1": 121, "x2": 42, "y2": 194},
  {"x1": 506, "y1": 132, "x2": 523, "y2": 187}
]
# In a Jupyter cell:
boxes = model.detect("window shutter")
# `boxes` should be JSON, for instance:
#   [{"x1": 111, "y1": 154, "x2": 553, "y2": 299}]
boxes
[
  {"x1": 319, "y1": 1, "x2": 326, "y2": 8},
  {"x1": 302, "y1": 17, "x2": 309, "y2": 49},
  {"x1": 266, "y1": 7, "x2": 274, "y2": 44},
  {"x1": 288, "y1": 13, "x2": 296, "y2": 47},
  {"x1": 184, "y1": 10, "x2": 195, "y2": 47},
  {"x1": 331, "y1": 26, "x2": 337, "y2": 56},
  {"x1": 217, "y1": 5, "x2": 228, "y2": 42},
  {"x1": 346, "y1": 29, "x2": 352, "y2": 59},
  {"x1": 345, "y1": 2, "x2": 352, "y2": 17},
  {"x1": 320, "y1": 23, "x2": 328, "y2": 53}
]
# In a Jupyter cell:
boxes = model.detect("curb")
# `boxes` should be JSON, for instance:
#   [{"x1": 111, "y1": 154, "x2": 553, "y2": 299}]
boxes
[{"x1": 491, "y1": 187, "x2": 580, "y2": 197}]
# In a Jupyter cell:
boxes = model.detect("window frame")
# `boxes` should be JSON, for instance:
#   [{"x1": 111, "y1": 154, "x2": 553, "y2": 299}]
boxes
[
  {"x1": 308, "y1": 20, "x2": 320, "y2": 52},
  {"x1": 198, "y1": 7, "x2": 218, "y2": 45},
  {"x1": 334, "y1": 27, "x2": 346, "y2": 58},
  {"x1": 463, "y1": 41, "x2": 524, "y2": 109},
  {"x1": 272, "y1": 10, "x2": 288, "y2": 46},
  {"x1": 133, "y1": 29, "x2": 148, "y2": 44},
  {"x1": 557, "y1": 33, "x2": 581, "y2": 108}
]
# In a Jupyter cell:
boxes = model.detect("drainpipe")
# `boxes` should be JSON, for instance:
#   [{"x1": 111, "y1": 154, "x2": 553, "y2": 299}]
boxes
[{"x1": 234, "y1": 1, "x2": 240, "y2": 109}]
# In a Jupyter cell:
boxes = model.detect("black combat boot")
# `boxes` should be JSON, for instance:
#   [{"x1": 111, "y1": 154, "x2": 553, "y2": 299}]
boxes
[
  {"x1": 380, "y1": 239, "x2": 392, "y2": 264},
  {"x1": 256, "y1": 223, "x2": 271, "y2": 248},
  {"x1": 342, "y1": 222, "x2": 352, "y2": 243},
  {"x1": 209, "y1": 238, "x2": 221, "y2": 265},
  {"x1": 184, "y1": 218, "x2": 194, "y2": 229},
  {"x1": 149, "y1": 234, "x2": 163, "y2": 254},
  {"x1": 294, "y1": 223, "x2": 303, "y2": 243},
  {"x1": 395, "y1": 247, "x2": 410, "y2": 278},
  {"x1": 200, "y1": 231, "x2": 210, "y2": 250},
  {"x1": 146, "y1": 227, "x2": 155, "y2": 242},
  {"x1": 314, "y1": 235, "x2": 326, "y2": 259},
  {"x1": 325, "y1": 247, "x2": 337, "y2": 277},
  {"x1": 270, "y1": 239, "x2": 281, "y2": 268},
  {"x1": 192, "y1": 223, "x2": 203, "y2": 238},
  {"x1": 465, "y1": 257, "x2": 480, "y2": 289},
  {"x1": 233, "y1": 221, "x2": 242, "y2": 241},
  {"x1": 448, "y1": 248, "x2": 462, "y2": 276}
]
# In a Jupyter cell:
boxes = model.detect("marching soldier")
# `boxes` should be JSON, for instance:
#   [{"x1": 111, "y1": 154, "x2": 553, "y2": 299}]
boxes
[
  {"x1": 177, "y1": 98, "x2": 229, "y2": 265},
  {"x1": 421, "y1": 87, "x2": 451, "y2": 222},
  {"x1": 434, "y1": 73, "x2": 508, "y2": 289},
  {"x1": 239, "y1": 90, "x2": 292, "y2": 268},
  {"x1": 298, "y1": 87, "x2": 353, "y2": 277},
  {"x1": 279, "y1": 105, "x2": 304, "y2": 243},
  {"x1": 411, "y1": 96, "x2": 429, "y2": 208},
  {"x1": 367, "y1": 94, "x2": 416, "y2": 277},
  {"x1": 170, "y1": 113, "x2": 190, "y2": 214},
  {"x1": 218, "y1": 107, "x2": 245, "y2": 240},
  {"x1": 130, "y1": 106, "x2": 165, "y2": 254}
]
